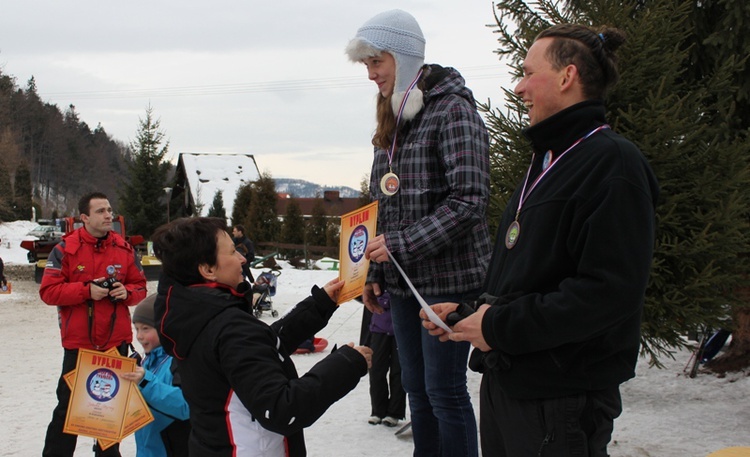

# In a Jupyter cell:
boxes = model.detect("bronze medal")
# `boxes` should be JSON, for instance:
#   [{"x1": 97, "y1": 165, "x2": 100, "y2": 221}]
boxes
[
  {"x1": 505, "y1": 220, "x2": 520, "y2": 249},
  {"x1": 379, "y1": 71, "x2": 424, "y2": 199},
  {"x1": 380, "y1": 172, "x2": 400, "y2": 196}
]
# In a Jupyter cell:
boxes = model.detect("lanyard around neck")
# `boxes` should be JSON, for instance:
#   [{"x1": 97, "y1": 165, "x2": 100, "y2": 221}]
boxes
[
  {"x1": 386, "y1": 69, "x2": 424, "y2": 170},
  {"x1": 514, "y1": 124, "x2": 610, "y2": 220}
]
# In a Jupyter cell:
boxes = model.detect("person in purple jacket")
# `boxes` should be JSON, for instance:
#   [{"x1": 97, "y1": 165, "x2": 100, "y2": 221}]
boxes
[{"x1": 366, "y1": 291, "x2": 406, "y2": 427}]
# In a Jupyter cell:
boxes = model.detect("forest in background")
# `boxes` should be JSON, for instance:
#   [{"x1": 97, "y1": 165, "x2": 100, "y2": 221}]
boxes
[{"x1": 0, "y1": 72, "x2": 132, "y2": 220}]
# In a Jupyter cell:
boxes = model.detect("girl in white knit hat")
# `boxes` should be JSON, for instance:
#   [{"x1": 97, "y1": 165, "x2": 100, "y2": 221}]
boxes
[{"x1": 347, "y1": 9, "x2": 491, "y2": 457}]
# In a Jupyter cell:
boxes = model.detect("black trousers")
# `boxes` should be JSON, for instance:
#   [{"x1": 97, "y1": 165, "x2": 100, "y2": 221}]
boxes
[
  {"x1": 368, "y1": 332, "x2": 406, "y2": 419},
  {"x1": 480, "y1": 371, "x2": 622, "y2": 457},
  {"x1": 43, "y1": 345, "x2": 127, "y2": 457}
]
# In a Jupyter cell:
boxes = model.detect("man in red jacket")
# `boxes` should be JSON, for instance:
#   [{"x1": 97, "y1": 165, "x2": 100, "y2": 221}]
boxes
[{"x1": 40, "y1": 192, "x2": 147, "y2": 457}]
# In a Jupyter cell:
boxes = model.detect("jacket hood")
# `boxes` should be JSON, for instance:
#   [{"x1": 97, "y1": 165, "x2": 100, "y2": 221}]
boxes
[
  {"x1": 155, "y1": 276, "x2": 253, "y2": 360},
  {"x1": 421, "y1": 64, "x2": 477, "y2": 110}
]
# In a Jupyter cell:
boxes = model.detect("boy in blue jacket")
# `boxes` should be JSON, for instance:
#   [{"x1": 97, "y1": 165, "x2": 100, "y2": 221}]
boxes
[{"x1": 122, "y1": 295, "x2": 190, "y2": 456}]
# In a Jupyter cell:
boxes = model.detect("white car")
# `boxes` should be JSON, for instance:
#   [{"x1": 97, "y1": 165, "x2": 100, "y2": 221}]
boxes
[{"x1": 25, "y1": 225, "x2": 64, "y2": 241}]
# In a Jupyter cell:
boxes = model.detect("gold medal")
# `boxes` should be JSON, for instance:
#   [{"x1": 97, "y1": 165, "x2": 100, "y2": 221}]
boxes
[
  {"x1": 380, "y1": 172, "x2": 400, "y2": 196},
  {"x1": 505, "y1": 220, "x2": 520, "y2": 249}
]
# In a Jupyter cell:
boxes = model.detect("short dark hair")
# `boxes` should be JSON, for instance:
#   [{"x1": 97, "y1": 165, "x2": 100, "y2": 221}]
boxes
[
  {"x1": 78, "y1": 192, "x2": 109, "y2": 216},
  {"x1": 233, "y1": 224, "x2": 246, "y2": 235},
  {"x1": 536, "y1": 24, "x2": 626, "y2": 100},
  {"x1": 152, "y1": 217, "x2": 227, "y2": 286}
]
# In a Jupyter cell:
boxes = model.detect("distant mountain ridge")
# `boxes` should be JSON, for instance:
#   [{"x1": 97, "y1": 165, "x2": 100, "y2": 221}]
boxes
[{"x1": 275, "y1": 178, "x2": 360, "y2": 198}]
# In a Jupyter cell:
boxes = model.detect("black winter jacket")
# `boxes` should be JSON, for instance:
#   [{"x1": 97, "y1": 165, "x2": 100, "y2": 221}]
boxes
[
  {"x1": 155, "y1": 277, "x2": 368, "y2": 456},
  {"x1": 474, "y1": 100, "x2": 659, "y2": 399}
]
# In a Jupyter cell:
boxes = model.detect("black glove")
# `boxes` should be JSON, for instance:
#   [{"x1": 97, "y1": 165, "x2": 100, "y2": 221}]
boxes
[{"x1": 445, "y1": 302, "x2": 476, "y2": 327}]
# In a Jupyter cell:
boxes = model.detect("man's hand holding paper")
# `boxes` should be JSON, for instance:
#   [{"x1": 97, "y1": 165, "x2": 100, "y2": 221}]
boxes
[
  {"x1": 421, "y1": 303, "x2": 492, "y2": 351},
  {"x1": 368, "y1": 245, "x2": 453, "y2": 334}
]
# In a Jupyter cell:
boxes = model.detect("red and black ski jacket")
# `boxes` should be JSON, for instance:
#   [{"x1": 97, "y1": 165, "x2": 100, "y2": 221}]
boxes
[
  {"x1": 40, "y1": 227, "x2": 147, "y2": 350},
  {"x1": 155, "y1": 277, "x2": 367, "y2": 457}
]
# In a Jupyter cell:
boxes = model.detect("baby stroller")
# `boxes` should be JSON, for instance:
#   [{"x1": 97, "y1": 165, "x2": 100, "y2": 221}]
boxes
[{"x1": 252, "y1": 270, "x2": 280, "y2": 318}]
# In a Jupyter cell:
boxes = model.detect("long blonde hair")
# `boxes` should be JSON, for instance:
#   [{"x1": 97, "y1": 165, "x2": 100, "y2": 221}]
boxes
[
  {"x1": 372, "y1": 74, "x2": 427, "y2": 150},
  {"x1": 372, "y1": 94, "x2": 396, "y2": 150}
]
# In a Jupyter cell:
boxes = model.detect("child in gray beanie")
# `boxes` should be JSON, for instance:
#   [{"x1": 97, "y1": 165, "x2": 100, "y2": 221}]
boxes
[
  {"x1": 132, "y1": 293, "x2": 157, "y2": 327},
  {"x1": 122, "y1": 294, "x2": 191, "y2": 456},
  {"x1": 346, "y1": 9, "x2": 491, "y2": 457}
]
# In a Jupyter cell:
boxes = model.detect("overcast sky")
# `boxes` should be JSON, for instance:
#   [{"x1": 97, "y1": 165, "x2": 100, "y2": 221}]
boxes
[{"x1": 0, "y1": 1, "x2": 513, "y2": 190}]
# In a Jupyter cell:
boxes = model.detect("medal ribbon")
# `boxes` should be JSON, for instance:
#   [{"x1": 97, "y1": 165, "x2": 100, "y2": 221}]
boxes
[
  {"x1": 514, "y1": 124, "x2": 610, "y2": 219},
  {"x1": 385, "y1": 68, "x2": 424, "y2": 170}
]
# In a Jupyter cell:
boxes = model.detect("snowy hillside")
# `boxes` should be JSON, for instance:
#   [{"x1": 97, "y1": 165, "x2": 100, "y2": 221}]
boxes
[{"x1": 275, "y1": 178, "x2": 360, "y2": 198}]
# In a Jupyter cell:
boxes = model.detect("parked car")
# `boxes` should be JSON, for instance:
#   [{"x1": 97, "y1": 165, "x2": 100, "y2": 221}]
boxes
[{"x1": 25, "y1": 225, "x2": 64, "y2": 241}]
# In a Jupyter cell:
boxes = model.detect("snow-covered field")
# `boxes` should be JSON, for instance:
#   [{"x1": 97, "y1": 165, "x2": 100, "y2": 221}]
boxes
[{"x1": 1, "y1": 220, "x2": 749, "y2": 456}]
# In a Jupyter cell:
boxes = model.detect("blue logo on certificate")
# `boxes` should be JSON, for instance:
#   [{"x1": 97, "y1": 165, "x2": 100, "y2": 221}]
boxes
[
  {"x1": 86, "y1": 368, "x2": 120, "y2": 402},
  {"x1": 348, "y1": 225, "x2": 368, "y2": 263}
]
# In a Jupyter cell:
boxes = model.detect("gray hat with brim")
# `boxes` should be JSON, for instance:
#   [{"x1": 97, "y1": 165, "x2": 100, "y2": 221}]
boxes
[{"x1": 346, "y1": 9, "x2": 426, "y2": 120}]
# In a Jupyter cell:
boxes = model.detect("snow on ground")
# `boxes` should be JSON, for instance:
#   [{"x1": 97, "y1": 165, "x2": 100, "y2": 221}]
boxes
[
  {"x1": 0, "y1": 220, "x2": 39, "y2": 264},
  {"x1": 1, "y1": 220, "x2": 749, "y2": 456}
]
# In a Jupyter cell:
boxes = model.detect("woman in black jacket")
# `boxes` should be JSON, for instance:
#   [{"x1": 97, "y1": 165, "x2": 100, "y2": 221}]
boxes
[{"x1": 151, "y1": 217, "x2": 372, "y2": 457}]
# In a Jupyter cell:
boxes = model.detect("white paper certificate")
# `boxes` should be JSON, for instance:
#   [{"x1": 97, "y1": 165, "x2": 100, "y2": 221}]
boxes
[{"x1": 386, "y1": 250, "x2": 453, "y2": 334}]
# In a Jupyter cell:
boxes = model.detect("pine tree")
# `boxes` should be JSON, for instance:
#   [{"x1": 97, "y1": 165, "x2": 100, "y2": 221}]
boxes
[
  {"x1": 118, "y1": 106, "x2": 171, "y2": 239},
  {"x1": 0, "y1": 127, "x2": 21, "y2": 221},
  {"x1": 326, "y1": 220, "x2": 340, "y2": 252},
  {"x1": 244, "y1": 172, "x2": 280, "y2": 244},
  {"x1": 680, "y1": 0, "x2": 750, "y2": 372},
  {"x1": 307, "y1": 200, "x2": 329, "y2": 247},
  {"x1": 0, "y1": 162, "x2": 14, "y2": 221},
  {"x1": 207, "y1": 190, "x2": 227, "y2": 221},
  {"x1": 683, "y1": 0, "x2": 750, "y2": 131},
  {"x1": 281, "y1": 198, "x2": 305, "y2": 244},
  {"x1": 358, "y1": 174, "x2": 372, "y2": 207},
  {"x1": 13, "y1": 161, "x2": 32, "y2": 220},
  {"x1": 485, "y1": 0, "x2": 750, "y2": 366},
  {"x1": 192, "y1": 184, "x2": 206, "y2": 217},
  {"x1": 231, "y1": 183, "x2": 254, "y2": 227}
]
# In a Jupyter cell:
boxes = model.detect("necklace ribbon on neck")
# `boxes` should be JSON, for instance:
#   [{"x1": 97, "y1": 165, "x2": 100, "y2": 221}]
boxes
[
  {"x1": 380, "y1": 69, "x2": 424, "y2": 196},
  {"x1": 505, "y1": 124, "x2": 610, "y2": 249}
]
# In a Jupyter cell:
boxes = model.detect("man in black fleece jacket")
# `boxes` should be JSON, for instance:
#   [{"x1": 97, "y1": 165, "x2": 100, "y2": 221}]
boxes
[{"x1": 423, "y1": 24, "x2": 659, "y2": 457}]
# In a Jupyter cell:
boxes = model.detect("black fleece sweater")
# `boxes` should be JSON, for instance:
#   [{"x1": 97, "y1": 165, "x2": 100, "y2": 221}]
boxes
[{"x1": 477, "y1": 100, "x2": 659, "y2": 399}]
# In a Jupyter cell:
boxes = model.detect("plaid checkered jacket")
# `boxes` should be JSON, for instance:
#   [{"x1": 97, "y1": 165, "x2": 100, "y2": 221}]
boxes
[{"x1": 367, "y1": 64, "x2": 491, "y2": 297}]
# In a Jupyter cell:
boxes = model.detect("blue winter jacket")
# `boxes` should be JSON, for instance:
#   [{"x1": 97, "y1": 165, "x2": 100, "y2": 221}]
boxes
[{"x1": 135, "y1": 345, "x2": 190, "y2": 456}]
